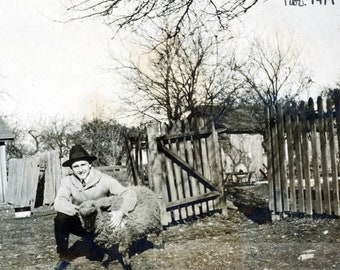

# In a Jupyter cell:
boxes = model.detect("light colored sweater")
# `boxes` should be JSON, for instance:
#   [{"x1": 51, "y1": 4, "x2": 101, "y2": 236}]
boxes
[{"x1": 54, "y1": 168, "x2": 137, "y2": 216}]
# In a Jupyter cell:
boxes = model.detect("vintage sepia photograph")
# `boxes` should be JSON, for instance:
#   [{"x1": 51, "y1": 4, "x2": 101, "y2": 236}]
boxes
[{"x1": 0, "y1": 1, "x2": 339, "y2": 269}]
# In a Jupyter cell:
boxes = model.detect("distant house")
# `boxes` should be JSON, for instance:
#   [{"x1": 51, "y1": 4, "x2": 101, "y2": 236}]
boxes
[
  {"x1": 0, "y1": 118, "x2": 14, "y2": 202},
  {"x1": 193, "y1": 104, "x2": 266, "y2": 181},
  {"x1": 217, "y1": 104, "x2": 265, "y2": 179}
]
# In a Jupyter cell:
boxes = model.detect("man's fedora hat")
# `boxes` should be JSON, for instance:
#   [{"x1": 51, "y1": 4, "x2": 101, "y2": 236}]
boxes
[{"x1": 62, "y1": 145, "x2": 97, "y2": 167}]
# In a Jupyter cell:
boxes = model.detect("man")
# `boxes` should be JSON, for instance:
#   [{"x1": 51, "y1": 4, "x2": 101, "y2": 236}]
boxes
[{"x1": 53, "y1": 145, "x2": 137, "y2": 270}]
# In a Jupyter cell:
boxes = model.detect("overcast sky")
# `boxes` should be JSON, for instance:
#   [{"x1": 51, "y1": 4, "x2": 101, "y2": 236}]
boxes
[
  {"x1": 243, "y1": 0, "x2": 340, "y2": 98},
  {"x1": 0, "y1": 0, "x2": 120, "y2": 123},
  {"x1": 0, "y1": 0, "x2": 339, "y2": 125}
]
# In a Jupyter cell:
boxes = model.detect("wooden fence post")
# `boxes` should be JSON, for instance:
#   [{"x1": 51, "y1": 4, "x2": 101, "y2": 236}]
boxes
[
  {"x1": 161, "y1": 122, "x2": 179, "y2": 222},
  {"x1": 197, "y1": 118, "x2": 210, "y2": 213},
  {"x1": 266, "y1": 106, "x2": 275, "y2": 213},
  {"x1": 292, "y1": 103, "x2": 304, "y2": 213},
  {"x1": 285, "y1": 105, "x2": 297, "y2": 212},
  {"x1": 317, "y1": 97, "x2": 332, "y2": 215},
  {"x1": 126, "y1": 136, "x2": 140, "y2": 186},
  {"x1": 211, "y1": 121, "x2": 227, "y2": 215},
  {"x1": 334, "y1": 95, "x2": 340, "y2": 215},
  {"x1": 300, "y1": 102, "x2": 313, "y2": 216},
  {"x1": 327, "y1": 98, "x2": 340, "y2": 216},
  {"x1": 271, "y1": 105, "x2": 283, "y2": 213},
  {"x1": 309, "y1": 98, "x2": 323, "y2": 214},
  {"x1": 146, "y1": 122, "x2": 171, "y2": 225},
  {"x1": 277, "y1": 105, "x2": 288, "y2": 211}
]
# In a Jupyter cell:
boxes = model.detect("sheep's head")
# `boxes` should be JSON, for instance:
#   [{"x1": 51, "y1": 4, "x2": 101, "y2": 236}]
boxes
[{"x1": 78, "y1": 201, "x2": 98, "y2": 232}]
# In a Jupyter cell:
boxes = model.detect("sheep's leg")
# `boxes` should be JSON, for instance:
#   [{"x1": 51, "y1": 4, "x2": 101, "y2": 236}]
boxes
[
  {"x1": 118, "y1": 243, "x2": 130, "y2": 267},
  {"x1": 151, "y1": 230, "x2": 165, "y2": 249},
  {"x1": 102, "y1": 252, "x2": 109, "y2": 262},
  {"x1": 101, "y1": 252, "x2": 110, "y2": 269},
  {"x1": 159, "y1": 231, "x2": 165, "y2": 249}
]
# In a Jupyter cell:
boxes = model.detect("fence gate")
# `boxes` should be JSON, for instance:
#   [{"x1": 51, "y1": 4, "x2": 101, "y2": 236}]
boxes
[
  {"x1": 147, "y1": 118, "x2": 226, "y2": 225},
  {"x1": 266, "y1": 96, "x2": 340, "y2": 218}
]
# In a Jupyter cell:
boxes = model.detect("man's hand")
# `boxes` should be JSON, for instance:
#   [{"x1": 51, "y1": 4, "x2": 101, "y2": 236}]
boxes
[
  {"x1": 73, "y1": 205, "x2": 80, "y2": 216},
  {"x1": 108, "y1": 210, "x2": 124, "y2": 228}
]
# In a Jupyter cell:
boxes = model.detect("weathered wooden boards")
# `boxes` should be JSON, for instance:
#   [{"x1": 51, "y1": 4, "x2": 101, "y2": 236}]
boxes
[
  {"x1": 6, "y1": 150, "x2": 62, "y2": 208},
  {"x1": 43, "y1": 150, "x2": 63, "y2": 205},
  {"x1": 6, "y1": 155, "x2": 40, "y2": 207},
  {"x1": 267, "y1": 96, "x2": 340, "y2": 217},
  {"x1": 147, "y1": 118, "x2": 226, "y2": 225}
]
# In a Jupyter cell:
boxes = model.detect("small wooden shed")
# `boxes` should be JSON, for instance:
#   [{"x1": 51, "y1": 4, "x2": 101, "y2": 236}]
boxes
[{"x1": 0, "y1": 118, "x2": 14, "y2": 202}]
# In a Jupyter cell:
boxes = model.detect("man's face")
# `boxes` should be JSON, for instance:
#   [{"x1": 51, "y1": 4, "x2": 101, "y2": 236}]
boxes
[{"x1": 71, "y1": 160, "x2": 92, "y2": 181}]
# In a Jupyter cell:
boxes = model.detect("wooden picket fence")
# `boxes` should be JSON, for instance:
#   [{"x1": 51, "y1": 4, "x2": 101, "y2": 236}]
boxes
[
  {"x1": 266, "y1": 96, "x2": 340, "y2": 217},
  {"x1": 6, "y1": 150, "x2": 63, "y2": 207},
  {"x1": 126, "y1": 118, "x2": 227, "y2": 225}
]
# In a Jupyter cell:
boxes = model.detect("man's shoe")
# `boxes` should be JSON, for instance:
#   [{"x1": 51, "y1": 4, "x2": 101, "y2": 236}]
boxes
[{"x1": 54, "y1": 259, "x2": 71, "y2": 270}]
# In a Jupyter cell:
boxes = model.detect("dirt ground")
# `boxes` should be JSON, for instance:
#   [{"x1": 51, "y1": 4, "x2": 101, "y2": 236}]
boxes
[{"x1": 0, "y1": 184, "x2": 339, "y2": 270}]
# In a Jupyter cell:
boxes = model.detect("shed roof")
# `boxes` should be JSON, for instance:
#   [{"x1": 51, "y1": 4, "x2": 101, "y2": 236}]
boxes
[
  {"x1": 0, "y1": 118, "x2": 14, "y2": 141},
  {"x1": 192, "y1": 104, "x2": 265, "y2": 134}
]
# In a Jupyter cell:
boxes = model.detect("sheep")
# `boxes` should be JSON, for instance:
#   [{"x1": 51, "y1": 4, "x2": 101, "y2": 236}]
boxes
[{"x1": 78, "y1": 185, "x2": 164, "y2": 267}]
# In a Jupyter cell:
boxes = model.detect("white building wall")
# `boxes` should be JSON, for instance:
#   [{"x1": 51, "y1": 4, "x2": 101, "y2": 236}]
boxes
[
  {"x1": 0, "y1": 143, "x2": 7, "y2": 202},
  {"x1": 221, "y1": 134, "x2": 265, "y2": 179}
]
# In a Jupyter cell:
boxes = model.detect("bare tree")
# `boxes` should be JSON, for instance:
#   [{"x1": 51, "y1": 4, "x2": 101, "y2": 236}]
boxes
[
  {"x1": 64, "y1": 0, "x2": 259, "y2": 38},
  {"x1": 235, "y1": 36, "x2": 313, "y2": 107},
  {"x1": 5, "y1": 126, "x2": 28, "y2": 159},
  {"x1": 39, "y1": 117, "x2": 80, "y2": 158},
  {"x1": 62, "y1": 0, "x2": 261, "y2": 126},
  {"x1": 118, "y1": 24, "x2": 241, "y2": 123},
  {"x1": 5, "y1": 119, "x2": 41, "y2": 159}
]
